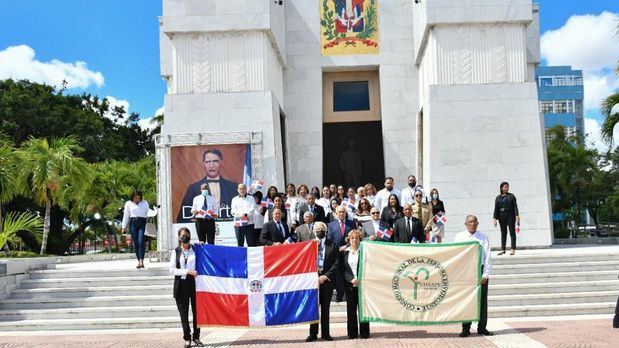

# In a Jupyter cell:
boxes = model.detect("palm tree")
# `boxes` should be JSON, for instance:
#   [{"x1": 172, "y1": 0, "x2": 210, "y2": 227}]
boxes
[
  {"x1": 17, "y1": 137, "x2": 92, "y2": 254},
  {"x1": 0, "y1": 211, "x2": 43, "y2": 253},
  {"x1": 600, "y1": 84, "x2": 618, "y2": 145}
]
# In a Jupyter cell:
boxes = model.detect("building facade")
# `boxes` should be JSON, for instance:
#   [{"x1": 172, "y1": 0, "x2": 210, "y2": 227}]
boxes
[
  {"x1": 156, "y1": 0, "x2": 553, "y2": 250},
  {"x1": 536, "y1": 65, "x2": 585, "y2": 141}
]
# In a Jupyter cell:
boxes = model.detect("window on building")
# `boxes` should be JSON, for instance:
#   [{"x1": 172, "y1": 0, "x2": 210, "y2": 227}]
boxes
[
  {"x1": 323, "y1": 71, "x2": 381, "y2": 123},
  {"x1": 555, "y1": 101, "x2": 567, "y2": 113},
  {"x1": 333, "y1": 81, "x2": 370, "y2": 112},
  {"x1": 574, "y1": 76, "x2": 582, "y2": 85},
  {"x1": 554, "y1": 77, "x2": 567, "y2": 86},
  {"x1": 540, "y1": 101, "x2": 553, "y2": 114},
  {"x1": 539, "y1": 77, "x2": 552, "y2": 87}
]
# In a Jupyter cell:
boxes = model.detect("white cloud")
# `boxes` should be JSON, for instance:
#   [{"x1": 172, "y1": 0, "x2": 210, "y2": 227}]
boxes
[
  {"x1": 541, "y1": 12, "x2": 618, "y2": 72},
  {"x1": 584, "y1": 117, "x2": 618, "y2": 153},
  {"x1": 102, "y1": 96, "x2": 130, "y2": 124},
  {"x1": 0, "y1": 45, "x2": 104, "y2": 89},
  {"x1": 541, "y1": 12, "x2": 619, "y2": 112},
  {"x1": 137, "y1": 106, "x2": 164, "y2": 131}
]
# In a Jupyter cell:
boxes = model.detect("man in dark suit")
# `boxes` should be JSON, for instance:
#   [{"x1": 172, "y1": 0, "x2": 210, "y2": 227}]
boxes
[
  {"x1": 327, "y1": 206, "x2": 355, "y2": 302},
  {"x1": 361, "y1": 207, "x2": 390, "y2": 240},
  {"x1": 307, "y1": 221, "x2": 339, "y2": 342},
  {"x1": 298, "y1": 193, "x2": 327, "y2": 224},
  {"x1": 392, "y1": 204, "x2": 425, "y2": 243},
  {"x1": 259, "y1": 208, "x2": 293, "y2": 246},
  {"x1": 177, "y1": 149, "x2": 238, "y2": 223}
]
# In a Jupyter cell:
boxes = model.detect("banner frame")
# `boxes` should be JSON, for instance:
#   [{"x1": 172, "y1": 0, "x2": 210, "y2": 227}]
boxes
[{"x1": 357, "y1": 240, "x2": 482, "y2": 326}]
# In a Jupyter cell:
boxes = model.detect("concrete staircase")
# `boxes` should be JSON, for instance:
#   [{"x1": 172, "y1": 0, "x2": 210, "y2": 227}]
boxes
[{"x1": 0, "y1": 250, "x2": 617, "y2": 331}]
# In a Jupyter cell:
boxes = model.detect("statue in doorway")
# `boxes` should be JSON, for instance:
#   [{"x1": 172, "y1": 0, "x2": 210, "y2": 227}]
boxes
[{"x1": 339, "y1": 138, "x2": 362, "y2": 188}]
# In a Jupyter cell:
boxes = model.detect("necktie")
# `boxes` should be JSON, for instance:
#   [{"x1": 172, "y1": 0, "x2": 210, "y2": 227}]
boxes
[
  {"x1": 310, "y1": 205, "x2": 314, "y2": 214},
  {"x1": 407, "y1": 218, "x2": 412, "y2": 233},
  {"x1": 339, "y1": 220, "x2": 345, "y2": 237},
  {"x1": 201, "y1": 196, "x2": 208, "y2": 211},
  {"x1": 277, "y1": 222, "x2": 285, "y2": 238},
  {"x1": 317, "y1": 241, "x2": 324, "y2": 271}
]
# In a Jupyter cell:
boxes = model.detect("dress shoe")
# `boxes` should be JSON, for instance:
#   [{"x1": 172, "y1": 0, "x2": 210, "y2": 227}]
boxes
[
  {"x1": 459, "y1": 329, "x2": 470, "y2": 337},
  {"x1": 305, "y1": 335, "x2": 317, "y2": 342},
  {"x1": 497, "y1": 250, "x2": 506, "y2": 256},
  {"x1": 193, "y1": 338, "x2": 204, "y2": 346},
  {"x1": 348, "y1": 335, "x2": 358, "y2": 339},
  {"x1": 510, "y1": 249, "x2": 515, "y2": 255},
  {"x1": 184, "y1": 340, "x2": 191, "y2": 348},
  {"x1": 322, "y1": 335, "x2": 334, "y2": 341},
  {"x1": 478, "y1": 329, "x2": 494, "y2": 336}
]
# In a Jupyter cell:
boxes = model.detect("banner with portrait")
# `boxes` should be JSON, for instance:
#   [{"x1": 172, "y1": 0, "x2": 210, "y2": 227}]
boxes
[
  {"x1": 320, "y1": 0, "x2": 380, "y2": 56},
  {"x1": 359, "y1": 241, "x2": 481, "y2": 325},
  {"x1": 171, "y1": 144, "x2": 251, "y2": 246}
]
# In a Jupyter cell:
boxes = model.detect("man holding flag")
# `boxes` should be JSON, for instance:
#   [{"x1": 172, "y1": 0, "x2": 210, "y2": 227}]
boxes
[
  {"x1": 361, "y1": 207, "x2": 389, "y2": 240},
  {"x1": 231, "y1": 184, "x2": 256, "y2": 246},
  {"x1": 191, "y1": 183, "x2": 218, "y2": 244}
]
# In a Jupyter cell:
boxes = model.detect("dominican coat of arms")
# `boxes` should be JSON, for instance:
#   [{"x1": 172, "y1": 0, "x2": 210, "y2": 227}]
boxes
[{"x1": 320, "y1": 0, "x2": 379, "y2": 56}]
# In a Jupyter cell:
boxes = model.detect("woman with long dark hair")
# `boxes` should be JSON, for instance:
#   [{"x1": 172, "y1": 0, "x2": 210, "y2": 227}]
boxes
[
  {"x1": 326, "y1": 198, "x2": 341, "y2": 223},
  {"x1": 429, "y1": 188, "x2": 446, "y2": 243},
  {"x1": 380, "y1": 194, "x2": 403, "y2": 228},
  {"x1": 122, "y1": 190, "x2": 150, "y2": 269},
  {"x1": 493, "y1": 182, "x2": 520, "y2": 255},
  {"x1": 169, "y1": 227, "x2": 203, "y2": 347}
]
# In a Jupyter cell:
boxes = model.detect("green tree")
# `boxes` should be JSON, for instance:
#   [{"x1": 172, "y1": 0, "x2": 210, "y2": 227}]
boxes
[
  {"x1": 17, "y1": 137, "x2": 92, "y2": 254},
  {"x1": 0, "y1": 211, "x2": 42, "y2": 253}
]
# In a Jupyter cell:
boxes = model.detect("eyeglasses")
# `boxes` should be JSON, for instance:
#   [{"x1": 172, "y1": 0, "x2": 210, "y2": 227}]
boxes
[
  {"x1": 316, "y1": 230, "x2": 326, "y2": 233},
  {"x1": 371, "y1": 212, "x2": 380, "y2": 215},
  {"x1": 415, "y1": 194, "x2": 422, "y2": 197}
]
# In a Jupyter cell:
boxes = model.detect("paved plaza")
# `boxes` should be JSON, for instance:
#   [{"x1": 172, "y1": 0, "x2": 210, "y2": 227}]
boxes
[{"x1": 0, "y1": 315, "x2": 616, "y2": 347}]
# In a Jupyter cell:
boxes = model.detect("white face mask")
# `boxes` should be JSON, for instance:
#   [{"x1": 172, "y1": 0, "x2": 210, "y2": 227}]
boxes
[
  {"x1": 201, "y1": 189, "x2": 209, "y2": 196},
  {"x1": 432, "y1": 194, "x2": 438, "y2": 200}
]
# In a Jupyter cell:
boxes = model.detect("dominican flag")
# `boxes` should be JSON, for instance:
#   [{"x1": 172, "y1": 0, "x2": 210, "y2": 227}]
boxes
[
  {"x1": 249, "y1": 179, "x2": 264, "y2": 193},
  {"x1": 243, "y1": 144, "x2": 252, "y2": 189},
  {"x1": 515, "y1": 222, "x2": 521, "y2": 234},
  {"x1": 341, "y1": 199, "x2": 357, "y2": 213},
  {"x1": 260, "y1": 198, "x2": 275, "y2": 209},
  {"x1": 234, "y1": 216, "x2": 249, "y2": 227},
  {"x1": 194, "y1": 242, "x2": 319, "y2": 327},
  {"x1": 433, "y1": 212, "x2": 447, "y2": 226},
  {"x1": 375, "y1": 225, "x2": 393, "y2": 241}
]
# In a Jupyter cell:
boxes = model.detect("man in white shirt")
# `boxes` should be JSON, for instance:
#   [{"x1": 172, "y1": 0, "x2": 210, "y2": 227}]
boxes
[
  {"x1": 454, "y1": 215, "x2": 494, "y2": 337},
  {"x1": 374, "y1": 177, "x2": 401, "y2": 212},
  {"x1": 191, "y1": 183, "x2": 219, "y2": 244},
  {"x1": 400, "y1": 175, "x2": 423, "y2": 206},
  {"x1": 231, "y1": 184, "x2": 256, "y2": 246}
]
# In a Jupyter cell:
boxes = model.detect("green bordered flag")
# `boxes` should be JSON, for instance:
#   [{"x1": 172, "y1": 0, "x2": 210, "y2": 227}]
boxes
[{"x1": 358, "y1": 241, "x2": 481, "y2": 325}]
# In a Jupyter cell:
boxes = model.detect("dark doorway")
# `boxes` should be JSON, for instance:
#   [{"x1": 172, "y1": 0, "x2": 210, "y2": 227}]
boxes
[
  {"x1": 322, "y1": 121, "x2": 385, "y2": 188},
  {"x1": 279, "y1": 110, "x2": 288, "y2": 184}
]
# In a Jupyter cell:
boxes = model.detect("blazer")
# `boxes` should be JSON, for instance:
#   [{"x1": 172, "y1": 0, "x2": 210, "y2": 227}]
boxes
[
  {"x1": 294, "y1": 223, "x2": 315, "y2": 242},
  {"x1": 392, "y1": 216, "x2": 425, "y2": 243},
  {"x1": 340, "y1": 249, "x2": 361, "y2": 292},
  {"x1": 493, "y1": 193, "x2": 519, "y2": 219},
  {"x1": 411, "y1": 202, "x2": 434, "y2": 232},
  {"x1": 298, "y1": 203, "x2": 327, "y2": 224},
  {"x1": 327, "y1": 218, "x2": 356, "y2": 247},
  {"x1": 259, "y1": 220, "x2": 293, "y2": 246},
  {"x1": 360, "y1": 220, "x2": 390, "y2": 239},
  {"x1": 177, "y1": 176, "x2": 238, "y2": 222},
  {"x1": 318, "y1": 238, "x2": 340, "y2": 281}
]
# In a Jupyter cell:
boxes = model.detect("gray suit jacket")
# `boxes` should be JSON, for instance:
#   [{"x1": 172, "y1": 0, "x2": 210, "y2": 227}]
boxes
[
  {"x1": 361, "y1": 220, "x2": 390, "y2": 239},
  {"x1": 295, "y1": 223, "x2": 315, "y2": 242}
]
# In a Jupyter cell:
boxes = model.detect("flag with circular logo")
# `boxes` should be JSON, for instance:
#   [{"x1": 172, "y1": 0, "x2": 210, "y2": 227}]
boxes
[{"x1": 358, "y1": 241, "x2": 481, "y2": 325}]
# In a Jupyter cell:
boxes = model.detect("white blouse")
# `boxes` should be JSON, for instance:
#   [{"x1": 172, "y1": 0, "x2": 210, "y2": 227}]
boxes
[
  {"x1": 122, "y1": 200, "x2": 150, "y2": 228},
  {"x1": 169, "y1": 247, "x2": 196, "y2": 280},
  {"x1": 347, "y1": 248, "x2": 360, "y2": 286}
]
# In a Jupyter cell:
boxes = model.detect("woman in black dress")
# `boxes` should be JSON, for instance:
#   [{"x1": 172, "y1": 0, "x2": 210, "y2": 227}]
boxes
[
  {"x1": 429, "y1": 188, "x2": 445, "y2": 243},
  {"x1": 380, "y1": 194, "x2": 403, "y2": 228},
  {"x1": 493, "y1": 182, "x2": 520, "y2": 255}
]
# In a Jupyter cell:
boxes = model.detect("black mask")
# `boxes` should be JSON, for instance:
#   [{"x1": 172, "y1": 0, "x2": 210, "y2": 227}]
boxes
[
  {"x1": 409, "y1": 181, "x2": 417, "y2": 188},
  {"x1": 179, "y1": 235, "x2": 190, "y2": 243},
  {"x1": 316, "y1": 230, "x2": 326, "y2": 239}
]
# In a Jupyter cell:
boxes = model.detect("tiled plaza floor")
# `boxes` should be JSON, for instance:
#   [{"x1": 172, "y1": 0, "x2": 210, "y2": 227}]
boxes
[{"x1": 0, "y1": 317, "x2": 617, "y2": 347}]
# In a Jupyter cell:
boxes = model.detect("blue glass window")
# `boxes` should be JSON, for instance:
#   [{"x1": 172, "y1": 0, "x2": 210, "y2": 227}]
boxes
[{"x1": 333, "y1": 81, "x2": 370, "y2": 112}]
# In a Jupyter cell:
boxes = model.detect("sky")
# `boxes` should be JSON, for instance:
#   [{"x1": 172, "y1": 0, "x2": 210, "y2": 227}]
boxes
[{"x1": 0, "y1": 0, "x2": 617, "y2": 148}]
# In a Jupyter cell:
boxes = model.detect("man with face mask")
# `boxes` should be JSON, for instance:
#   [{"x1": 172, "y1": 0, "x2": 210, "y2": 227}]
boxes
[
  {"x1": 191, "y1": 183, "x2": 219, "y2": 244},
  {"x1": 401, "y1": 175, "x2": 422, "y2": 206},
  {"x1": 307, "y1": 221, "x2": 339, "y2": 342},
  {"x1": 374, "y1": 177, "x2": 401, "y2": 212}
]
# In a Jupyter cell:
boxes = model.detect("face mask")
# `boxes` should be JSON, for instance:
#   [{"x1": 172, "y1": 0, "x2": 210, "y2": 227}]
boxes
[
  {"x1": 201, "y1": 189, "x2": 209, "y2": 196},
  {"x1": 316, "y1": 230, "x2": 326, "y2": 239},
  {"x1": 179, "y1": 235, "x2": 190, "y2": 243},
  {"x1": 409, "y1": 182, "x2": 416, "y2": 188},
  {"x1": 432, "y1": 194, "x2": 438, "y2": 200}
]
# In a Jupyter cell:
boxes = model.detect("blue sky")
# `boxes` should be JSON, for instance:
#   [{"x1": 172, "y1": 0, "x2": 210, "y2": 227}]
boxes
[{"x1": 0, "y1": 0, "x2": 617, "y2": 145}]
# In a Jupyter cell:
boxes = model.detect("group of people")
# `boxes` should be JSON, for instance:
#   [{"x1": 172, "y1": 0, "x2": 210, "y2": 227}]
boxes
[{"x1": 160, "y1": 175, "x2": 523, "y2": 346}]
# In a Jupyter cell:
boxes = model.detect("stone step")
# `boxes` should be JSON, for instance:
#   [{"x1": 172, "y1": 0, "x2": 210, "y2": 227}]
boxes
[
  {"x1": 0, "y1": 305, "x2": 179, "y2": 321},
  {"x1": 487, "y1": 290, "x2": 619, "y2": 307},
  {"x1": 489, "y1": 302, "x2": 617, "y2": 318},
  {"x1": 19, "y1": 276, "x2": 171, "y2": 289},
  {"x1": 28, "y1": 268, "x2": 169, "y2": 280},
  {"x1": 9, "y1": 285, "x2": 172, "y2": 299},
  {"x1": 0, "y1": 294, "x2": 176, "y2": 310},
  {"x1": 491, "y1": 270, "x2": 619, "y2": 284},
  {"x1": 489, "y1": 279, "x2": 619, "y2": 296},
  {"x1": 491, "y1": 260, "x2": 619, "y2": 275},
  {"x1": 491, "y1": 253, "x2": 619, "y2": 265}
]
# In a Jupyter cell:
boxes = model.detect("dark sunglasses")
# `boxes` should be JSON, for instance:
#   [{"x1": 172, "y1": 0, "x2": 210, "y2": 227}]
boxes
[{"x1": 371, "y1": 212, "x2": 380, "y2": 215}]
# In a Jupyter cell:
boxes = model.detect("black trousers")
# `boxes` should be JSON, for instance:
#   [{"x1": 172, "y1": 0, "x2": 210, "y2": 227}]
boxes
[
  {"x1": 253, "y1": 228, "x2": 262, "y2": 247},
  {"x1": 463, "y1": 278, "x2": 488, "y2": 332},
  {"x1": 310, "y1": 281, "x2": 334, "y2": 338},
  {"x1": 499, "y1": 213, "x2": 516, "y2": 250},
  {"x1": 613, "y1": 296, "x2": 619, "y2": 328},
  {"x1": 194, "y1": 218, "x2": 215, "y2": 244},
  {"x1": 335, "y1": 272, "x2": 345, "y2": 301},
  {"x1": 346, "y1": 287, "x2": 370, "y2": 339},
  {"x1": 175, "y1": 277, "x2": 200, "y2": 341},
  {"x1": 234, "y1": 224, "x2": 255, "y2": 247}
]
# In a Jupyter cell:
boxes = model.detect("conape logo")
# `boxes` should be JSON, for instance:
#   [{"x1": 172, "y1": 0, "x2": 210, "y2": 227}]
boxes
[{"x1": 392, "y1": 257, "x2": 448, "y2": 312}]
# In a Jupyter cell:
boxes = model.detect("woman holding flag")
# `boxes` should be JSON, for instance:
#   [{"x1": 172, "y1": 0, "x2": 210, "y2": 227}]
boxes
[
  {"x1": 429, "y1": 188, "x2": 446, "y2": 243},
  {"x1": 340, "y1": 229, "x2": 370, "y2": 339}
]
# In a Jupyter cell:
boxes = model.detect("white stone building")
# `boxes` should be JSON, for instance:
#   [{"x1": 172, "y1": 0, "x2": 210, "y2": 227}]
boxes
[{"x1": 156, "y1": 0, "x2": 553, "y2": 250}]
